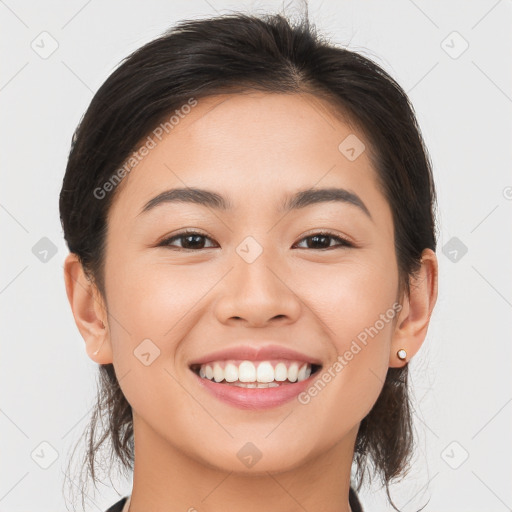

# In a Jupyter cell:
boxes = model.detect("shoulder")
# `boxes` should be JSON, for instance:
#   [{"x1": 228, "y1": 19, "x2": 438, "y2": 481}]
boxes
[
  {"x1": 104, "y1": 496, "x2": 129, "y2": 512},
  {"x1": 349, "y1": 486, "x2": 364, "y2": 512}
]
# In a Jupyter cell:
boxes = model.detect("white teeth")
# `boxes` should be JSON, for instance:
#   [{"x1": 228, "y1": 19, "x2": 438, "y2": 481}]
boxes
[
  {"x1": 224, "y1": 363, "x2": 238, "y2": 382},
  {"x1": 238, "y1": 361, "x2": 256, "y2": 382},
  {"x1": 213, "y1": 363, "x2": 224, "y2": 383},
  {"x1": 196, "y1": 359, "x2": 316, "y2": 385},
  {"x1": 288, "y1": 363, "x2": 299, "y2": 382},
  {"x1": 231, "y1": 381, "x2": 280, "y2": 388},
  {"x1": 274, "y1": 362, "x2": 288, "y2": 381},
  {"x1": 297, "y1": 363, "x2": 307, "y2": 381},
  {"x1": 256, "y1": 361, "x2": 274, "y2": 383}
]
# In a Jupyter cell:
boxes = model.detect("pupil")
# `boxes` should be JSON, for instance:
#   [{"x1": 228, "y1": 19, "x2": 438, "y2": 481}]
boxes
[
  {"x1": 184, "y1": 235, "x2": 204, "y2": 249},
  {"x1": 309, "y1": 235, "x2": 329, "y2": 249}
]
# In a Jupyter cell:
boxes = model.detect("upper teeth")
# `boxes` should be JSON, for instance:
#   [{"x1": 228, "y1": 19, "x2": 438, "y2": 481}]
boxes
[{"x1": 197, "y1": 360, "x2": 312, "y2": 383}]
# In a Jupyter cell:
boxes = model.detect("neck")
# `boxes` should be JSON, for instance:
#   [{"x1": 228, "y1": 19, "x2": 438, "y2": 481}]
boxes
[{"x1": 127, "y1": 415, "x2": 359, "y2": 512}]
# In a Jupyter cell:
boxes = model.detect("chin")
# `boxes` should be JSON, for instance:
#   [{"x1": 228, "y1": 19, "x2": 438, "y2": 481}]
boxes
[{"x1": 194, "y1": 439, "x2": 315, "y2": 475}]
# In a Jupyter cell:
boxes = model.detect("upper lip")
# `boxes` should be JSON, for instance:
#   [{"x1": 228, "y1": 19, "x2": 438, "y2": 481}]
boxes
[{"x1": 188, "y1": 344, "x2": 323, "y2": 367}]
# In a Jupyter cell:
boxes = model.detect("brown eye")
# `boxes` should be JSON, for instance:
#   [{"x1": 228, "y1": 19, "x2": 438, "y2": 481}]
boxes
[
  {"x1": 157, "y1": 230, "x2": 353, "y2": 251},
  {"x1": 158, "y1": 231, "x2": 217, "y2": 250},
  {"x1": 294, "y1": 232, "x2": 353, "y2": 250}
]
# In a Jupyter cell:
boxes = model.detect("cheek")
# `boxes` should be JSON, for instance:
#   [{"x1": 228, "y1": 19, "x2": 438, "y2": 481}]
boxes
[
  {"x1": 299, "y1": 250, "x2": 399, "y2": 330},
  {"x1": 296, "y1": 252, "x2": 399, "y2": 374},
  {"x1": 104, "y1": 260, "x2": 210, "y2": 416},
  {"x1": 291, "y1": 260, "x2": 399, "y2": 440},
  {"x1": 105, "y1": 257, "x2": 216, "y2": 355}
]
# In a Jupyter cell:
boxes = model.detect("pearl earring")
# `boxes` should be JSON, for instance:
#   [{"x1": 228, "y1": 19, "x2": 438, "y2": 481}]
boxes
[{"x1": 397, "y1": 349, "x2": 407, "y2": 360}]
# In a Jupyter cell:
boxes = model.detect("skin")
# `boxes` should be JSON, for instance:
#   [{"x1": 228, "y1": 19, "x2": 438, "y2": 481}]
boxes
[{"x1": 64, "y1": 91, "x2": 438, "y2": 512}]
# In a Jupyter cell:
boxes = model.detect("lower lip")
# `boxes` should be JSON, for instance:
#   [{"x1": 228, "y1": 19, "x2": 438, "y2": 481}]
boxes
[{"x1": 191, "y1": 369, "x2": 319, "y2": 410}]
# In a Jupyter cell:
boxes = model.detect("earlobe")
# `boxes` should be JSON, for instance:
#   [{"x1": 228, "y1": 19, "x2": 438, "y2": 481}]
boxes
[
  {"x1": 63, "y1": 253, "x2": 113, "y2": 364},
  {"x1": 389, "y1": 248, "x2": 438, "y2": 368}
]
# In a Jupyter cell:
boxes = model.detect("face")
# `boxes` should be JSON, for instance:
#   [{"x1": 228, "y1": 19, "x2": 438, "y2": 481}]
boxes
[{"x1": 100, "y1": 91, "x2": 401, "y2": 473}]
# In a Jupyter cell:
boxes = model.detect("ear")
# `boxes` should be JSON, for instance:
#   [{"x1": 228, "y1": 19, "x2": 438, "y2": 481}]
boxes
[
  {"x1": 389, "y1": 248, "x2": 438, "y2": 367},
  {"x1": 63, "y1": 253, "x2": 113, "y2": 364}
]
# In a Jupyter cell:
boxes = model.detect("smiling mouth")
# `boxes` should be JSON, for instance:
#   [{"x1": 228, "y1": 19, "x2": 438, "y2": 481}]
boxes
[{"x1": 189, "y1": 361, "x2": 322, "y2": 388}]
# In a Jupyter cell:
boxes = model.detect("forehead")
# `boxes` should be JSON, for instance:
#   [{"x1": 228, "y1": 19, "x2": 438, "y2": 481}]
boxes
[{"x1": 108, "y1": 91, "x2": 385, "y2": 224}]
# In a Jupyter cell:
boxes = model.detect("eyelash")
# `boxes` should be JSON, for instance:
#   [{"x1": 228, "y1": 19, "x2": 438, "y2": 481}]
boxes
[{"x1": 157, "y1": 229, "x2": 354, "y2": 251}]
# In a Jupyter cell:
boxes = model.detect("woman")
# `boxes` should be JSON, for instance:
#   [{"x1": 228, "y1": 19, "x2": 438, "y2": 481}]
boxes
[{"x1": 60, "y1": 11, "x2": 438, "y2": 512}]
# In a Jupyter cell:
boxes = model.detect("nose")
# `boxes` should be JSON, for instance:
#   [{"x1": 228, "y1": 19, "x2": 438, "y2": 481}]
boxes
[{"x1": 213, "y1": 248, "x2": 302, "y2": 328}]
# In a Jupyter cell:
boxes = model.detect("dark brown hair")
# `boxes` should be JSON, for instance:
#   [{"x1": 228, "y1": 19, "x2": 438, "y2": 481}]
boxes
[{"x1": 60, "y1": 9, "x2": 437, "y2": 512}]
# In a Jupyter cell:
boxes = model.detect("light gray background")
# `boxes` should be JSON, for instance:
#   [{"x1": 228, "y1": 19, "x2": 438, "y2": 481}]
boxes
[{"x1": 1, "y1": 1, "x2": 511, "y2": 511}]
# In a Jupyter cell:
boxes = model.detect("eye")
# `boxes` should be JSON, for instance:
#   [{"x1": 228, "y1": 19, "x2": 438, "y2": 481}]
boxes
[
  {"x1": 158, "y1": 230, "x2": 217, "y2": 250},
  {"x1": 293, "y1": 231, "x2": 354, "y2": 250},
  {"x1": 157, "y1": 229, "x2": 354, "y2": 251}
]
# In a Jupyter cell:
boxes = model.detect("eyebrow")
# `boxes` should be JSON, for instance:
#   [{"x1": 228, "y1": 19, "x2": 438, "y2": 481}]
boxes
[{"x1": 138, "y1": 186, "x2": 372, "y2": 220}]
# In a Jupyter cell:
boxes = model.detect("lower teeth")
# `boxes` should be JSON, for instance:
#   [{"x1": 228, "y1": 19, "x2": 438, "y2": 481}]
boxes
[
  {"x1": 231, "y1": 381, "x2": 280, "y2": 388},
  {"x1": 208, "y1": 380, "x2": 282, "y2": 388}
]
